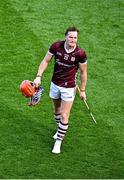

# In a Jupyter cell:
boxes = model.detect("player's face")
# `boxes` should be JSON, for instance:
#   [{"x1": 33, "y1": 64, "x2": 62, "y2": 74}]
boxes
[{"x1": 65, "y1": 31, "x2": 78, "y2": 48}]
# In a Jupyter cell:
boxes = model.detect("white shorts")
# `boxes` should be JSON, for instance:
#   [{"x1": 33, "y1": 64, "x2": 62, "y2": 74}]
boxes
[{"x1": 49, "y1": 82, "x2": 76, "y2": 101}]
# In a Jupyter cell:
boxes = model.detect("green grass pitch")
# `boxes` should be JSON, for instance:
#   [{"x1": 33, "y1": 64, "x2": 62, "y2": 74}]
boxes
[{"x1": 0, "y1": 0, "x2": 124, "y2": 178}]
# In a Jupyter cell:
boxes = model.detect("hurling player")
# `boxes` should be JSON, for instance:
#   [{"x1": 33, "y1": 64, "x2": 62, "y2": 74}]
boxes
[{"x1": 34, "y1": 27, "x2": 87, "y2": 154}]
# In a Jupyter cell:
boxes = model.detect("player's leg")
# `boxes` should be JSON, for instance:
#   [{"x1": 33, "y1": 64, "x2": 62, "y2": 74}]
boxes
[
  {"x1": 50, "y1": 83, "x2": 76, "y2": 154},
  {"x1": 54, "y1": 100, "x2": 73, "y2": 140},
  {"x1": 52, "y1": 98, "x2": 61, "y2": 125},
  {"x1": 52, "y1": 100, "x2": 73, "y2": 154},
  {"x1": 49, "y1": 82, "x2": 61, "y2": 125},
  {"x1": 52, "y1": 86, "x2": 75, "y2": 140}
]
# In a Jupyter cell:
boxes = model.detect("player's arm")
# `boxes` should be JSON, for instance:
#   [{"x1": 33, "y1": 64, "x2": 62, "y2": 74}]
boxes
[
  {"x1": 79, "y1": 62, "x2": 87, "y2": 99},
  {"x1": 34, "y1": 52, "x2": 53, "y2": 87}
]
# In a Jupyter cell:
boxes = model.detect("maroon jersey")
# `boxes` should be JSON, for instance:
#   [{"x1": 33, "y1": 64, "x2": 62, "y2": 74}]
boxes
[{"x1": 49, "y1": 41, "x2": 87, "y2": 88}]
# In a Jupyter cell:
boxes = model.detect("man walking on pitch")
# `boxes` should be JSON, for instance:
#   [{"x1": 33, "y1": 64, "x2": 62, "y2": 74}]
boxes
[{"x1": 33, "y1": 27, "x2": 87, "y2": 154}]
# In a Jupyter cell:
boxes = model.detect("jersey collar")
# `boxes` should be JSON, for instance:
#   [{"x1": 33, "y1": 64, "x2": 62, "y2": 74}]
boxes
[{"x1": 64, "y1": 42, "x2": 76, "y2": 53}]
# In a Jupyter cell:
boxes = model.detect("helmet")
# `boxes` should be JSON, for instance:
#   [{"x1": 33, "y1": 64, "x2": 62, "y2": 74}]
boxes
[{"x1": 20, "y1": 80, "x2": 36, "y2": 97}]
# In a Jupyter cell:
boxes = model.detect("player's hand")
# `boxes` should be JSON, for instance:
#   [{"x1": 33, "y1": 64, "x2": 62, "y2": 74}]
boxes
[
  {"x1": 33, "y1": 76, "x2": 41, "y2": 88},
  {"x1": 80, "y1": 91, "x2": 86, "y2": 100}
]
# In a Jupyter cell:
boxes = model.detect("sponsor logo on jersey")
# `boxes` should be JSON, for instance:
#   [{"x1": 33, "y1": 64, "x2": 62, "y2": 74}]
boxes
[{"x1": 56, "y1": 59, "x2": 75, "y2": 67}]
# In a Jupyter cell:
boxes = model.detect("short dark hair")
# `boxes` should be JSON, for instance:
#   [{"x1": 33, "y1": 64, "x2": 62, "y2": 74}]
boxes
[{"x1": 65, "y1": 27, "x2": 79, "y2": 36}]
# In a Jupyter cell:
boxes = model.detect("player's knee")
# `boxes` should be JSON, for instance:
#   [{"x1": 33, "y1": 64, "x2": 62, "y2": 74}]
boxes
[{"x1": 61, "y1": 112, "x2": 68, "y2": 123}]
